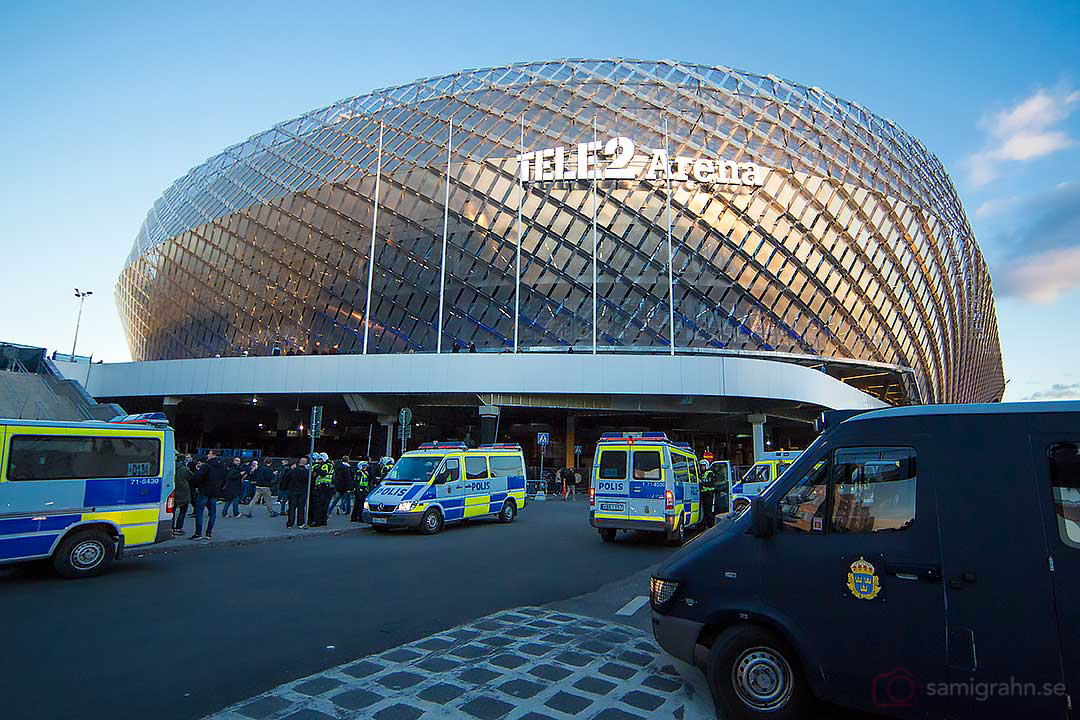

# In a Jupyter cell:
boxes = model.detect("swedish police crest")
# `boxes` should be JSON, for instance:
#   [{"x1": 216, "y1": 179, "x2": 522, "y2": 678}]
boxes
[{"x1": 846, "y1": 556, "x2": 882, "y2": 601}]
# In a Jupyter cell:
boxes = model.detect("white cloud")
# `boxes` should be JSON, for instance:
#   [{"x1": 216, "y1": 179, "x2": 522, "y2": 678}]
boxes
[
  {"x1": 967, "y1": 87, "x2": 1079, "y2": 186},
  {"x1": 996, "y1": 245, "x2": 1080, "y2": 303},
  {"x1": 1022, "y1": 383, "x2": 1080, "y2": 401}
]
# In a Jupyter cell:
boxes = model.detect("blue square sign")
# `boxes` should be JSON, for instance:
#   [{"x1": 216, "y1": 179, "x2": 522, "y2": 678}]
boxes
[{"x1": 537, "y1": 432, "x2": 550, "y2": 446}]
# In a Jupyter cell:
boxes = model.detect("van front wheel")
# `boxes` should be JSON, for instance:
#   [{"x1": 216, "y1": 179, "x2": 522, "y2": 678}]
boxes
[
  {"x1": 418, "y1": 508, "x2": 443, "y2": 535},
  {"x1": 599, "y1": 528, "x2": 617, "y2": 543},
  {"x1": 706, "y1": 626, "x2": 808, "y2": 720},
  {"x1": 498, "y1": 499, "x2": 517, "y2": 523},
  {"x1": 53, "y1": 529, "x2": 115, "y2": 579}
]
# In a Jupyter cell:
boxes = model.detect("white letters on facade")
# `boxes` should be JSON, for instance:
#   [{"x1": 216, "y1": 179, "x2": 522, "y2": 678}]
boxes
[{"x1": 516, "y1": 136, "x2": 765, "y2": 188}]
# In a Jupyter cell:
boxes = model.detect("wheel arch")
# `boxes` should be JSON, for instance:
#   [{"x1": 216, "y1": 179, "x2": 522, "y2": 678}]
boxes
[{"x1": 49, "y1": 520, "x2": 122, "y2": 557}]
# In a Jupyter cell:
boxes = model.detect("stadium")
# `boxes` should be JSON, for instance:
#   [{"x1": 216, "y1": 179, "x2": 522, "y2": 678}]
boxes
[{"x1": 85, "y1": 59, "x2": 1005, "y2": 461}]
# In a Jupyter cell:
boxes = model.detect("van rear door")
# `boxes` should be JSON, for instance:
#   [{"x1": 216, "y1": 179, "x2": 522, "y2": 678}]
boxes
[
  {"x1": 934, "y1": 415, "x2": 1063, "y2": 718},
  {"x1": 629, "y1": 446, "x2": 665, "y2": 521},
  {"x1": 594, "y1": 445, "x2": 629, "y2": 521}
]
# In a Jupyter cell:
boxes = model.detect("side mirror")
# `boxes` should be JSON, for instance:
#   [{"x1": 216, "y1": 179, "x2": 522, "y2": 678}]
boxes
[{"x1": 750, "y1": 495, "x2": 774, "y2": 538}]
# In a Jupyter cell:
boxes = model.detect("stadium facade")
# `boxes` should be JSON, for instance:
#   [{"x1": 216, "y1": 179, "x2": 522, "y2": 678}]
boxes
[{"x1": 111, "y1": 58, "x2": 1004, "y2": 446}]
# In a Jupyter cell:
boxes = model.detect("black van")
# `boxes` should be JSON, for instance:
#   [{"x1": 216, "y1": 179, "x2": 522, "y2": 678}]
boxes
[{"x1": 650, "y1": 402, "x2": 1078, "y2": 719}]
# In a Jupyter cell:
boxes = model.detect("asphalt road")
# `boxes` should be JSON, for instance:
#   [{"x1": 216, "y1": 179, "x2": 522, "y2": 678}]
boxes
[{"x1": 0, "y1": 501, "x2": 673, "y2": 720}]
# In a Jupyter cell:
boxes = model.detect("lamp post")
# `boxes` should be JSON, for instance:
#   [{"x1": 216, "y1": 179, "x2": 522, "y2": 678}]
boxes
[{"x1": 72, "y1": 288, "x2": 93, "y2": 357}]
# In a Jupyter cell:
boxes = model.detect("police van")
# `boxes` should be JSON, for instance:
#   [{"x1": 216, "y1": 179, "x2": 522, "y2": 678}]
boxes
[
  {"x1": 362, "y1": 442, "x2": 527, "y2": 534},
  {"x1": 730, "y1": 449, "x2": 801, "y2": 513},
  {"x1": 650, "y1": 402, "x2": 1079, "y2": 720},
  {"x1": 590, "y1": 432, "x2": 703, "y2": 545},
  {"x1": 0, "y1": 413, "x2": 175, "y2": 578}
]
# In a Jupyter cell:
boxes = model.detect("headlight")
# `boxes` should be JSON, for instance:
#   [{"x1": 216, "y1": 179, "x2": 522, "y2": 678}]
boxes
[
  {"x1": 397, "y1": 501, "x2": 413, "y2": 512},
  {"x1": 650, "y1": 577, "x2": 679, "y2": 609},
  {"x1": 363, "y1": 501, "x2": 370, "y2": 511}
]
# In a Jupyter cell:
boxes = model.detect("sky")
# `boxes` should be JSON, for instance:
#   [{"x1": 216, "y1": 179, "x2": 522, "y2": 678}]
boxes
[{"x1": 0, "y1": 0, "x2": 1077, "y2": 401}]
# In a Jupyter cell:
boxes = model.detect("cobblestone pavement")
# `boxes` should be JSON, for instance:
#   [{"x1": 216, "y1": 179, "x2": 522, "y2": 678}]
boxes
[{"x1": 208, "y1": 607, "x2": 714, "y2": 720}]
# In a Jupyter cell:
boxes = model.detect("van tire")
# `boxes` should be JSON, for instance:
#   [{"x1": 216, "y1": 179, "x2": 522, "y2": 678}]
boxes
[
  {"x1": 418, "y1": 508, "x2": 443, "y2": 535},
  {"x1": 706, "y1": 626, "x2": 808, "y2": 720},
  {"x1": 666, "y1": 522, "x2": 684, "y2": 546},
  {"x1": 498, "y1": 499, "x2": 517, "y2": 523},
  {"x1": 599, "y1": 528, "x2": 617, "y2": 543},
  {"x1": 53, "y1": 528, "x2": 115, "y2": 579},
  {"x1": 732, "y1": 498, "x2": 750, "y2": 514}
]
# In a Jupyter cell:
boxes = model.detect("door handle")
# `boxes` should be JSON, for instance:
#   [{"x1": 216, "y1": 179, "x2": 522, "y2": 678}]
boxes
[{"x1": 884, "y1": 561, "x2": 941, "y2": 582}]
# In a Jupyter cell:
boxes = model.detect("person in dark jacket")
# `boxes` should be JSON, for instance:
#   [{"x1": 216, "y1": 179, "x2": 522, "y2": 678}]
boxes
[
  {"x1": 280, "y1": 456, "x2": 310, "y2": 528},
  {"x1": 308, "y1": 454, "x2": 336, "y2": 527},
  {"x1": 173, "y1": 455, "x2": 193, "y2": 535},
  {"x1": 221, "y1": 457, "x2": 244, "y2": 518},
  {"x1": 245, "y1": 460, "x2": 278, "y2": 518},
  {"x1": 327, "y1": 456, "x2": 353, "y2": 517},
  {"x1": 350, "y1": 458, "x2": 371, "y2": 522},
  {"x1": 192, "y1": 452, "x2": 227, "y2": 540}
]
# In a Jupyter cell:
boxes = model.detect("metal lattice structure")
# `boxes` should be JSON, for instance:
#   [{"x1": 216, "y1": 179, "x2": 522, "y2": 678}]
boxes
[{"x1": 117, "y1": 59, "x2": 1004, "y2": 404}]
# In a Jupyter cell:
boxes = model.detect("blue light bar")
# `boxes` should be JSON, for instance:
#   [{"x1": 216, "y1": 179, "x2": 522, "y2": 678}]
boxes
[
  {"x1": 479, "y1": 443, "x2": 523, "y2": 450},
  {"x1": 418, "y1": 441, "x2": 468, "y2": 450},
  {"x1": 599, "y1": 431, "x2": 672, "y2": 442}
]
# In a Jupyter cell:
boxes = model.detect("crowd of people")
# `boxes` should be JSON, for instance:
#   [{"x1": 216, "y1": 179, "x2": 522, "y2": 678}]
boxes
[{"x1": 171, "y1": 450, "x2": 395, "y2": 540}]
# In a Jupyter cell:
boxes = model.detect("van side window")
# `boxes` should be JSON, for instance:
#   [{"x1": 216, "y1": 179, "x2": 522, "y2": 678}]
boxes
[
  {"x1": 7, "y1": 435, "x2": 161, "y2": 481},
  {"x1": 465, "y1": 456, "x2": 488, "y2": 480},
  {"x1": 435, "y1": 458, "x2": 460, "y2": 484},
  {"x1": 831, "y1": 447, "x2": 916, "y2": 533},
  {"x1": 780, "y1": 460, "x2": 829, "y2": 533},
  {"x1": 598, "y1": 451, "x2": 627, "y2": 479},
  {"x1": 489, "y1": 455, "x2": 524, "y2": 479},
  {"x1": 672, "y1": 455, "x2": 690, "y2": 485},
  {"x1": 1049, "y1": 443, "x2": 1080, "y2": 549},
  {"x1": 633, "y1": 451, "x2": 662, "y2": 480}
]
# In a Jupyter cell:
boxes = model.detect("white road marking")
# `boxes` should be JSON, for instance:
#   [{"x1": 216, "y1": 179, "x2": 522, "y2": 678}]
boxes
[{"x1": 615, "y1": 595, "x2": 650, "y2": 616}]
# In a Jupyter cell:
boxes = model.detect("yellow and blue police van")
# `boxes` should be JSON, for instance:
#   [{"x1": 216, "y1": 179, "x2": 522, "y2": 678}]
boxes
[
  {"x1": 0, "y1": 412, "x2": 175, "y2": 578},
  {"x1": 730, "y1": 449, "x2": 801, "y2": 513},
  {"x1": 362, "y1": 442, "x2": 527, "y2": 534},
  {"x1": 589, "y1": 432, "x2": 703, "y2": 545}
]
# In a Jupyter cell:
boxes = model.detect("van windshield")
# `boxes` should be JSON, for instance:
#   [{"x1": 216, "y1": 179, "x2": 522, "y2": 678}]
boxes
[{"x1": 384, "y1": 455, "x2": 444, "y2": 482}]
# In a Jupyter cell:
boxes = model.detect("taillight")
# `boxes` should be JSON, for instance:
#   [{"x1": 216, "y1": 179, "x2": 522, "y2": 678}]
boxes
[
  {"x1": 166, "y1": 490, "x2": 175, "y2": 514},
  {"x1": 665, "y1": 489, "x2": 674, "y2": 511},
  {"x1": 589, "y1": 486, "x2": 595, "y2": 507}
]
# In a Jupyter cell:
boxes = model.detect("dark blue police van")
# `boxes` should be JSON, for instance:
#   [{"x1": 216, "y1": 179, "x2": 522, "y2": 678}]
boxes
[{"x1": 650, "y1": 401, "x2": 1078, "y2": 719}]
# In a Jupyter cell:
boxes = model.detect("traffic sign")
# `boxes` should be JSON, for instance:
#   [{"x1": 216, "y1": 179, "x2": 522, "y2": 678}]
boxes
[
  {"x1": 537, "y1": 432, "x2": 550, "y2": 446},
  {"x1": 398, "y1": 407, "x2": 413, "y2": 441},
  {"x1": 311, "y1": 406, "x2": 323, "y2": 439},
  {"x1": 703, "y1": 450, "x2": 714, "y2": 463},
  {"x1": 574, "y1": 445, "x2": 582, "y2": 456}
]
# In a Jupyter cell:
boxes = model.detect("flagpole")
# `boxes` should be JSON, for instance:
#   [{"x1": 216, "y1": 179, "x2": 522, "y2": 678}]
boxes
[
  {"x1": 437, "y1": 118, "x2": 452, "y2": 353},
  {"x1": 363, "y1": 121, "x2": 384, "y2": 355},
  {"x1": 591, "y1": 115, "x2": 599, "y2": 355},
  {"x1": 664, "y1": 117, "x2": 675, "y2": 356},
  {"x1": 514, "y1": 113, "x2": 523, "y2": 352}
]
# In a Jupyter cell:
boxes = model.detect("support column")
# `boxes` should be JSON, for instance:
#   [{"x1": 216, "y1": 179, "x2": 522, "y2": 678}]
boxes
[
  {"x1": 163, "y1": 396, "x2": 182, "y2": 426},
  {"x1": 479, "y1": 405, "x2": 499, "y2": 445},
  {"x1": 378, "y1": 415, "x2": 395, "y2": 458},
  {"x1": 748, "y1": 413, "x2": 766, "y2": 463},
  {"x1": 564, "y1": 415, "x2": 576, "y2": 469}
]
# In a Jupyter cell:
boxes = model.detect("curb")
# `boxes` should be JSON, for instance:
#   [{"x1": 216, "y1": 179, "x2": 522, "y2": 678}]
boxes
[{"x1": 133, "y1": 525, "x2": 371, "y2": 556}]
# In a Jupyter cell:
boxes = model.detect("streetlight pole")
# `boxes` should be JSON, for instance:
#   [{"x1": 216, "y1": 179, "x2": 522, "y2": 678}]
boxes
[{"x1": 72, "y1": 288, "x2": 92, "y2": 357}]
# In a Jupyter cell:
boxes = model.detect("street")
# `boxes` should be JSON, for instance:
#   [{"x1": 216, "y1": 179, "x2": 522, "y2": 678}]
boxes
[{"x1": 0, "y1": 501, "x2": 675, "y2": 720}]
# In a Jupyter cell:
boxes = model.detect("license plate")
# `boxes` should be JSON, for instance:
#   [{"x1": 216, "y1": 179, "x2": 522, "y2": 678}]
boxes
[
  {"x1": 371, "y1": 517, "x2": 388, "y2": 525},
  {"x1": 600, "y1": 502, "x2": 625, "y2": 512}
]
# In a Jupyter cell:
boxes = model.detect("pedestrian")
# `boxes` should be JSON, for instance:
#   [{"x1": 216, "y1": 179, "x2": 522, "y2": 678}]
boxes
[
  {"x1": 699, "y1": 460, "x2": 716, "y2": 527},
  {"x1": 173, "y1": 453, "x2": 193, "y2": 535},
  {"x1": 281, "y1": 456, "x2": 309, "y2": 528},
  {"x1": 328, "y1": 455, "x2": 353, "y2": 518},
  {"x1": 192, "y1": 451, "x2": 226, "y2": 540},
  {"x1": 222, "y1": 457, "x2": 244, "y2": 518},
  {"x1": 350, "y1": 457, "x2": 371, "y2": 522},
  {"x1": 245, "y1": 459, "x2": 278, "y2": 517},
  {"x1": 241, "y1": 459, "x2": 258, "y2": 503},
  {"x1": 559, "y1": 466, "x2": 575, "y2": 500},
  {"x1": 308, "y1": 453, "x2": 336, "y2": 527}
]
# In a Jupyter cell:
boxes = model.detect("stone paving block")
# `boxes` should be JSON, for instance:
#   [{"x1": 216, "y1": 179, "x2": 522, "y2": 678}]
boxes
[
  {"x1": 572, "y1": 676, "x2": 618, "y2": 696},
  {"x1": 634, "y1": 640, "x2": 661, "y2": 653},
  {"x1": 618, "y1": 650, "x2": 653, "y2": 667},
  {"x1": 539, "y1": 632, "x2": 576, "y2": 646},
  {"x1": 280, "y1": 710, "x2": 336, "y2": 720},
  {"x1": 554, "y1": 650, "x2": 594, "y2": 667},
  {"x1": 642, "y1": 673, "x2": 683, "y2": 692},
  {"x1": 518, "y1": 642, "x2": 554, "y2": 657},
  {"x1": 590, "y1": 708, "x2": 646, "y2": 720},
  {"x1": 294, "y1": 676, "x2": 344, "y2": 696},
  {"x1": 621, "y1": 689, "x2": 666, "y2": 712},
  {"x1": 516, "y1": 607, "x2": 546, "y2": 617},
  {"x1": 489, "y1": 653, "x2": 529, "y2": 670},
  {"x1": 376, "y1": 670, "x2": 425, "y2": 690},
  {"x1": 598, "y1": 662, "x2": 637, "y2": 680},
  {"x1": 342, "y1": 660, "x2": 385, "y2": 678},
  {"x1": 458, "y1": 667, "x2": 501, "y2": 685},
  {"x1": 475, "y1": 635, "x2": 515, "y2": 648},
  {"x1": 417, "y1": 682, "x2": 466, "y2": 703},
  {"x1": 330, "y1": 688, "x2": 383, "y2": 711},
  {"x1": 381, "y1": 648, "x2": 423, "y2": 663},
  {"x1": 659, "y1": 664, "x2": 680, "y2": 676},
  {"x1": 517, "y1": 713, "x2": 559, "y2": 720},
  {"x1": 548, "y1": 614, "x2": 575, "y2": 622},
  {"x1": 450, "y1": 629, "x2": 482, "y2": 641},
  {"x1": 451, "y1": 644, "x2": 491, "y2": 659},
  {"x1": 579, "y1": 619, "x2": 605, "y2": 628},
  {"x1": 496, "y1": 678, "x2": 546, "y2": 699},
  {"x1": 373, "y1": 703, "x2": 426, "y2": 720},
  {"x1": 528, "y1": 663, "x2": 573, "y2": 682},
  {"x1": 597, "y1": 630, "x2": 633, "y2": 644},
  {"x1": 473, "y1": 619, "x2": 504, "y2": 630},
  {"x1": 415, "y1": 637, "x2": 455, "y2": 652},
  {"x1": 504, "y1": 626, "x2": 540, "y2": 638},
  {"x1": 527, "y1": 619, "x2": 557, "y2": 629},
  {"x1": 416, "y1": 656, "x2": 460, "y2": 673},
  {"x1": 577, "y1": 640, "x2": 615, "y2": 654},
  {"x1": 236, "y1": 695, "x2": 292, "y2": 719},
  {"x1": 459, "y1": 695, "x2": 515, "y2": 720},
  {"x1": 544, "y1": 690, "x2": 593, "y2": 714}
]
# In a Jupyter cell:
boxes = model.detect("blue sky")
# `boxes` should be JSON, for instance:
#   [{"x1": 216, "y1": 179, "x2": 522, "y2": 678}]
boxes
[{"x1": 1, "y1": 0, "x2": 1077, "y2": 401}]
